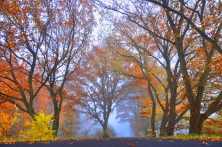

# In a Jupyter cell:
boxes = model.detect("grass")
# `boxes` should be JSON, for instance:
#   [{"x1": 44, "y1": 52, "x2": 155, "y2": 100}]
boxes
[
  {"x1": 158, "y1": 134, "x2": 222, "y2": 141},
  {"x1": 1, "y1": 134, "x2": 222, "y2": 144}
]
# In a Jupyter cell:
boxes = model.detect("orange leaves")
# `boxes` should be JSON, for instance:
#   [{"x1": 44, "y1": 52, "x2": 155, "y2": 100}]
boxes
[
  {"x1": 138, "y1": 98, "x2": 152, "y2": 118},
  {"x1": 0, "y1": 103, "x2": 20, "y2": 139},
  {"x1": 65, "y1": 20, "x2": 73, "y2": 26},
  {"x1": 176, "y1": 103, "x2": 189, "y2": 113},
  {"x1": 126, "y1": 142, "x2": 137, "y2": 147},
  {"x1": 203, "y1": 115, "x2": 222, "y2": 136},
  {"x1": 211, "y1": 56, "x2": 222, "y2": 73}
]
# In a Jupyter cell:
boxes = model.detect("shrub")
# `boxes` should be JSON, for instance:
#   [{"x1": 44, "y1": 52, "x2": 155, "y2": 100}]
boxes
[{"x1": 20, "y1": 111, "x2": 55, "y2": 141}]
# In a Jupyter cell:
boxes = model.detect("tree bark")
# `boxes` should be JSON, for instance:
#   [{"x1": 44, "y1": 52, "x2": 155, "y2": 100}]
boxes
[
  {"x1": 102, "y1": 124, "x2": 109, "y2": 138},
  {"x1": 52, "y1": 115, "x2": 60, "y2": 137},
  {"x1": 159, "y1": 112, "x2": 168, "y2": 136},
  {"x1": 51, "y1": 95, "x2": 62, "y2": 137},
  {"x1": 147, "y1": 83, "x2": 156, "y2": 138},
  {"x1": 189, "y1": 113, "x2": 204, "y2": 134}
]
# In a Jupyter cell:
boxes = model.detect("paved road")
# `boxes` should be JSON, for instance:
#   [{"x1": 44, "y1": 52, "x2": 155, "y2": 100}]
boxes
[{"x1": 0, "y1": 138, "x2": 221, "y2": 147}]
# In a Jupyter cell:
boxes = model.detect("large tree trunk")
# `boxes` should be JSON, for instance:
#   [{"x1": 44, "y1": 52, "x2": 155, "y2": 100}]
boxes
[
  {"x1": 102, "y1": 124, "x2": 109, "y2": 138},
  {"x1": 189, "y1": 101, "x2": 205, "y2": 134},
  {"x1": 189, "y1": 113, "x2": 204, "y2": 134}
]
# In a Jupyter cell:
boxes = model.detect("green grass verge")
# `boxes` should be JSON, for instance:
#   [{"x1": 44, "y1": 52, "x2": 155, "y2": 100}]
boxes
[{"x1": 158, "y1": 134, "x2": 222, "y2": 141}]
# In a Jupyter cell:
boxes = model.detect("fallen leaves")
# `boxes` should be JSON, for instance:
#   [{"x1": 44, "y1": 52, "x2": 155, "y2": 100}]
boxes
[
  {"x1": 202, "y1": 141, "x2": 209, "y2": 145},
  {"x1": 3, "y1": 142, "x2": 14, "y2": 144},
  {"x1": 126, "y1": 142, "x2": 137, "y2": 147},
  {"x1": 27, "y1": 141, "x2": 36, "y2": 144},
  {"x1": 42, "y1": 141, "x2": 50, "y2": 144}
]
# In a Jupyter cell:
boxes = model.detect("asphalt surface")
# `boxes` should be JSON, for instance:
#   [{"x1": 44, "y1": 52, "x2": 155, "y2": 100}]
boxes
[{"x1": 0, "y1": 138, "x2": 221, "y2": 147}]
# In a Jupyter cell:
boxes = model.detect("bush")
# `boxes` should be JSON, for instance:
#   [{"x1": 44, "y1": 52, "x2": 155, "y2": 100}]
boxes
[{"x1": 20, "y1": 111, "x2": 55, "y2": 141}]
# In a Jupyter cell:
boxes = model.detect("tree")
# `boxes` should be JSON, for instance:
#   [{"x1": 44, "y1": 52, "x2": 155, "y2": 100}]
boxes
[
  {"x1": 144, "y1": 0, "x2": 222, "y2": 134},
  {"x1": 96, "y1": 0, "x2": 189, "y2": 136},
  {"x1": 0, "y1": 0, "x2": 61, "y2": 118},
  {"x1": 0, "y1": 0, "x2": 94, "y2": 137},
  {"x1": 97, "y1": 0, "x2": 222, "y2": 135},
  {"x1": 39, "y1": 0, "x2": 94, "y2": 136},
  {"x1": 145, "y1": 0, "x2": 222, "y2": 54},
  {"x1": 73, "y1": 46, "x2": 135, "y2": 138}
]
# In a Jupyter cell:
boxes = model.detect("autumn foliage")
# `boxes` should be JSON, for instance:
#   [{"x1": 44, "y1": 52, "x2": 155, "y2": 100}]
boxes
[{"x1": 0, "y1": 0, "x2": 222, "y2": 142}]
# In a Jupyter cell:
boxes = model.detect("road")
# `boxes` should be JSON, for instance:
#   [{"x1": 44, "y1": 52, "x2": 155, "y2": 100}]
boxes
[{"x1": 0, "y1": 138, "x2": 221, "y2": 147}]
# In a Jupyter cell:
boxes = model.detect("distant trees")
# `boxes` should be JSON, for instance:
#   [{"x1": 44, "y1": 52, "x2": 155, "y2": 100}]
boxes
[
  {"x1": 93, "y1": 125, "x2": 117, "y2": 138},
  {"x1": 116, "y1": 88, "x2": 153, "y2": 137},
  {"x1": 72, "y1": 46, "x2": 135, "y2": 138}
]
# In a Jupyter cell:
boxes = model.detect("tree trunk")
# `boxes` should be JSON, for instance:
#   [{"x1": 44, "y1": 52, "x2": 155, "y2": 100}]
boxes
[
  {"x1": 166, "y1": 112, "x2": 176, "y2": 136},
  {"x1": 151, "y1": 100, "x2": 156, "y2": 138},
  {"x1": 102, "y1": 124, "x2": 109, "y2": 138},
  {"x1": 189, "y1": 111, "x2": 204, "y2": 134},
  {"x1": 166, "y1": 91, "x2": 177, "y2": 136},
  {"x1": 52, "y1": 111, "x2": 60, "y2": 137},
  {"x1": 159, "y1": 111, "x2": 168, "y2": 136},
  {"x1": 147, "y1": 83, "x2": 156, "y2": 138},
  {"x1": 52, "y1": 98, "x2": 62, "y2": 137}
]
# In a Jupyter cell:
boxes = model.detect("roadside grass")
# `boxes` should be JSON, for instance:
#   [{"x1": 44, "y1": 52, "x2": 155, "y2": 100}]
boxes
[
  {"x1": 1, "y1": 134, "x2": 222, "y2": 144},
  {"x1": 158, "y1": 134, "x2": 222, "y2": 141},
  {"x1": 0, "y1": 137, "x2": 99, "y2": 144}
]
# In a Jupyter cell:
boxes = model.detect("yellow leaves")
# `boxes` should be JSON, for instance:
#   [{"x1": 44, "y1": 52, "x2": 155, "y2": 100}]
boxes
[
  {"x1": 21, "y1": 111, "x2": 55, "y2": 141},
  {"x1": 139, "y1": 98, "x2": 152, "y2": 118}
]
